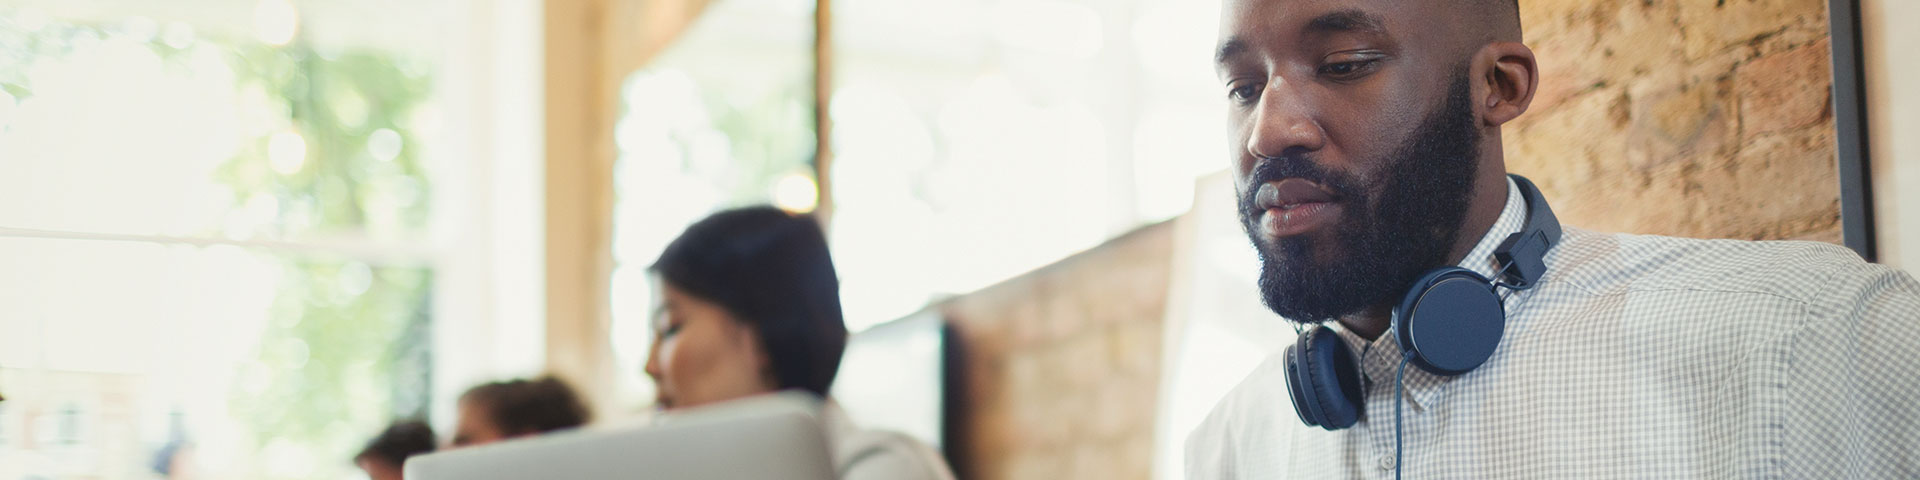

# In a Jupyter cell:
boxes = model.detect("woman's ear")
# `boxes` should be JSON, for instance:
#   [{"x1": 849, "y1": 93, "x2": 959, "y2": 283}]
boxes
[
  {"x1": 726, "y1": 317, "x2": 777, "y2": 383},
  {"x1": 1476, "y1": 41, "x2": 1538, "y2": 127}
]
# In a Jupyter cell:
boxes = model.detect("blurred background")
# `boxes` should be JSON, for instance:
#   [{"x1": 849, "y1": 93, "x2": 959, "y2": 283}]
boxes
[{"x1": 0, "y1": 0, "x2": 1915, "y2": 479}]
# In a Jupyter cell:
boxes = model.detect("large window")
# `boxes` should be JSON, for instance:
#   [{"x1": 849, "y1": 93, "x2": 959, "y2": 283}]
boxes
[
  {"x1": 607, "y1": 0, "x2": 819, "y2": 411},
  {"x1": 0, "y1": 2, "x2": 461, "y2": 479},
  {"x1": 607, "y1": 0, "x2": 1229, "y2": 414},
  {"x1": 829, "y1": 0, "x2": 1226, "y2": 326}
]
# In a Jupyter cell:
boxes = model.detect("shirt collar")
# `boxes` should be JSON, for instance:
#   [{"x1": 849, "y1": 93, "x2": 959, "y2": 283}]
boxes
[{"x1": 1335, "y1": 177, "x2": 1527, "y2": 412}]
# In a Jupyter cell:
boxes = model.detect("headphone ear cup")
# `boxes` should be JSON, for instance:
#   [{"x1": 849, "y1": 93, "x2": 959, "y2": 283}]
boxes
[
  {"x1": 1284, "y1": 334, "x2": 1322, "y2": 428},
  {"x1": 1396, "y1": 267, "x2": 1507, "y2": 376},
  {"x1": 1286, "y1": 326, "x2": 1364, "y2": 430}
]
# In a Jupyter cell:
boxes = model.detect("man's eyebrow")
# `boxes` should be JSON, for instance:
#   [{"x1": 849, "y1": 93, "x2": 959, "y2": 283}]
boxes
[
  {"x1": 1306, "y1": 9, "x2": 1387, "y2": 35},
  {"x1": 1216, "y1": 36, "x2": 1248, "y2": 65}
]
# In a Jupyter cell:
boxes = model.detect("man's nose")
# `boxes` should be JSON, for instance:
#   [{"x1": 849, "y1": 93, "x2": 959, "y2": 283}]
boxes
[{"x1": 1246, "y1": 79, "x2": 1327, "y2": 159}]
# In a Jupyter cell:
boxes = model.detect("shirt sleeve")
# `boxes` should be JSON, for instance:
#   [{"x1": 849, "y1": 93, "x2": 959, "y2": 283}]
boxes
[
  {"x1": 1784, "y1": 262, "x2": 1920, "y2": 478},
  {"x1": 1185, "y1": 400, "x2": 1238, "y2": 480}
]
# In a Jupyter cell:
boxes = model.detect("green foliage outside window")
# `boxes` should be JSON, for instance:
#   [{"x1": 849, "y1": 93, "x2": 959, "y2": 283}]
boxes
[{"x1": 1, "y1": 10, "x2": 435, "y2": 479}]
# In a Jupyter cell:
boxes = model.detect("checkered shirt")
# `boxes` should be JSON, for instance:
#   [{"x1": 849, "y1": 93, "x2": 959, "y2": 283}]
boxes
[{"x1": 1185, "y1": 178, "x2": 1920, "y2": 479}]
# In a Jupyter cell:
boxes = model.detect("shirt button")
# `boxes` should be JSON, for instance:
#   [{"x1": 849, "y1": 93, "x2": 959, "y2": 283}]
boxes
[{"x1": 1379, "y1": 454, "x2": 1396, "y2": 470}]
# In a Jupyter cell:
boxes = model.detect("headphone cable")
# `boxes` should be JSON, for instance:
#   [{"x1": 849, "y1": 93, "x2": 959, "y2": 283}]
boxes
[{"x1": 1394, "y1": 354, "x2": 1411, "y2": 480}]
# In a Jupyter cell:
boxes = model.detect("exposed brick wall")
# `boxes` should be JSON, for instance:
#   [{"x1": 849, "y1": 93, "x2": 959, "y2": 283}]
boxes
[
  {"x1": 941, "y1": 221, "x2": 1174, "y2": 480},
  {"x1": 1510, "y1": 0, "x2": 1842, "y2": 243}
]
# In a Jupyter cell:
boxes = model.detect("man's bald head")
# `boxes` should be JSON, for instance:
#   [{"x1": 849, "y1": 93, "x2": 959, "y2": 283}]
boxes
[{"x1": 1216, "y1": 0, "x2": 1524, "y2": 73}]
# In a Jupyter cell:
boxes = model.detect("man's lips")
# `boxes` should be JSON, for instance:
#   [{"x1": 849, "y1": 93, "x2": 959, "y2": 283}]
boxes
[
  {"x1": 1256, "y1": 178, "x2": 1336, "y2": 209},
  {"x1": 1255, "y1": 178, "x2": 1342, "y2": 238}
]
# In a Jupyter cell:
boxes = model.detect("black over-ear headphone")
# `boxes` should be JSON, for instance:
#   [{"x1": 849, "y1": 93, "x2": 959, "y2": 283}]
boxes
[{"x1": 1283, "y1": 174, "x2": 1561, "y2": 430}]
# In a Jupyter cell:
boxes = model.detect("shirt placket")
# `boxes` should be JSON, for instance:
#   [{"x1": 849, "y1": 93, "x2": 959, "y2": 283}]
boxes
[{"x1": 1359, "y1": 337, "x2": 1408, "y2": 479}]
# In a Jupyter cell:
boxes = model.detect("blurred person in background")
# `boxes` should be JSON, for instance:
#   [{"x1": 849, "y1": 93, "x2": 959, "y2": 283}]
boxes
[
  {"x1": 148, "y1": 439, "x2": 196, "y2": 480},
  {"x1": 354, "y1": 419, "x2": 437, "y2": 480},
  {"x1": 645, "y1": 206, "x2": 955, "y2": 480},
  {"x1": 451, "y1": 376, "x2": 591, "y2": 447}
]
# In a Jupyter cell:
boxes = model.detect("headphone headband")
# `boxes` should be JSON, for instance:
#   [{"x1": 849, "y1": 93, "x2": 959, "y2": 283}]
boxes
[{"x1": 1493, "y1": 174, "x2": 1561, "y2": 290}]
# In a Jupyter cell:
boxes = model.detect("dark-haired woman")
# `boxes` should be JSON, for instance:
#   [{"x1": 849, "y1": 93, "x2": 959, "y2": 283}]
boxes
[{"x1": 644, "y1": 206, "x2": 955, "y2": 480}]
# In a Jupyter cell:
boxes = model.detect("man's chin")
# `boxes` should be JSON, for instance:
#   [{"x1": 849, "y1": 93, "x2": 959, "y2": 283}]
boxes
[{"x1": 1257, "y1": 250, "x2": 1391, "y2": 322}]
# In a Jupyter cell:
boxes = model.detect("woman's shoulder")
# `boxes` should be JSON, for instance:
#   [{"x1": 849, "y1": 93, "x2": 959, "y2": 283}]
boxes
[
  {"x1": 819, "y1": 398, "x2": 956, "y2": 480},
  {"x1": 840, "y1": 430, "x2": 960, "y2": 480},
  {"x1": 834, "y1": 428, "x2": 956, "y2": 480}
]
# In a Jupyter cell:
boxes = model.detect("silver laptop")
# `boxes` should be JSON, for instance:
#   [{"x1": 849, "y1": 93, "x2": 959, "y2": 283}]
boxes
[{"x1": 406, "y1": 393, "x2": 837, "y2": 480}]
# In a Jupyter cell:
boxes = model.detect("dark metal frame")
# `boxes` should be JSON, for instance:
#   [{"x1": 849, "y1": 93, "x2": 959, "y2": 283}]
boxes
[
  {"x1": 940, "y1": 322, "x2": 972, "y2": 480},
  {"x1": 1829, "y1": 0, "x2": 1877, "y2": 261}
]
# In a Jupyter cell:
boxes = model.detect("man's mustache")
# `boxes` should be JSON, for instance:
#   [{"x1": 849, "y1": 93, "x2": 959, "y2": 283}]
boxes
[{"x1": 1239, "y1": 157, "x2": 1365, "y2": 221}]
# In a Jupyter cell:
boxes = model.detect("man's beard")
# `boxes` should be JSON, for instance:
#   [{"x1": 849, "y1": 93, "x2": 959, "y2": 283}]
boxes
[{"x1": 1238, "y1": 69, "x2": 1481, "y2": 324}]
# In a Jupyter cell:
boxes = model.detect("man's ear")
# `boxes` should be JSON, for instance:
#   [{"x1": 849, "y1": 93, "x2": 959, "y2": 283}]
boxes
[{"x1": 1474, "y1": 42, "x2": 1538, "y2": 127}]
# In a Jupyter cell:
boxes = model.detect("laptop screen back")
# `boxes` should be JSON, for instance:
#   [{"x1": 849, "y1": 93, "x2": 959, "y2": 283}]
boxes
[{"x1": 406, "y1": 394, "x2": 836, "y2": 480}]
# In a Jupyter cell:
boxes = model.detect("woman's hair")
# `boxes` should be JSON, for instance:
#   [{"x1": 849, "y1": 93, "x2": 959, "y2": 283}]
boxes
[
  {"x1": 458, "y1": 376, "x2": 591, "y2": 436},
  {"x1": 354, "y1": 419, "x2": 437, "y2": 466},
  {"x1": 651, "y1": 206, "x2": 848, "y2": 398}
]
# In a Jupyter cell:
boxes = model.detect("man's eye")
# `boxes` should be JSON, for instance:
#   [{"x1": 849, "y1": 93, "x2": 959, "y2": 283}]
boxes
[
  {"x1": 1318, "y1": 58, "x2": 1382, "y2": 79},
  {"x1": 1228, "y1": 83, "x2": 1262, "y2": 104}
]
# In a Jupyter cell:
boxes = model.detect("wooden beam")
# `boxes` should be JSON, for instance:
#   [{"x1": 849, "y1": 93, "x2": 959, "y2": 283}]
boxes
[
  {"x1": 543, "y1": 0, "x2": 620, "y2": 418},
  {"x1": 813, "y1": 0, "x2": 836, "y2": 226}
]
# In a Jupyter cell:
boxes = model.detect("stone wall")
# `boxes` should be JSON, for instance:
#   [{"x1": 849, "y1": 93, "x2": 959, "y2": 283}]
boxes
[
  {"x1": 1509, "y1": 0, "x2": 1842, "y2": 242},
  {"x1": 941, "y1": 221, "x2": 1174, "y2": 480}
]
